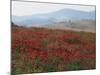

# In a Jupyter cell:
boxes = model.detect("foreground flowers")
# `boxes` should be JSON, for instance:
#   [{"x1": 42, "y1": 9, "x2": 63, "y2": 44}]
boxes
[{"x1": 12, "y1": 27, "x2": 96, "y2": 74}]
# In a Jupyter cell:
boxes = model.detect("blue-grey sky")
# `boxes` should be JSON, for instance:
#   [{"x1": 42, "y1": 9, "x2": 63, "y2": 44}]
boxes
[{"x1": 12, "y1": 1, "x2": 95, "y2": 16}]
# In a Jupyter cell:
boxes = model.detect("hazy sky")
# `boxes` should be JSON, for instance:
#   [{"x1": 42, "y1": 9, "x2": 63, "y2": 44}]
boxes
[{"x1": 12, "y1": 1, "x2": 95, "y2": 16}]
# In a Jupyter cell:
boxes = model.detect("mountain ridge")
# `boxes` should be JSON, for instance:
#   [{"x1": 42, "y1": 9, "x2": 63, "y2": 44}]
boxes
[{"x1": 12, "y1": 8, "x2": 96, "y2": 26}]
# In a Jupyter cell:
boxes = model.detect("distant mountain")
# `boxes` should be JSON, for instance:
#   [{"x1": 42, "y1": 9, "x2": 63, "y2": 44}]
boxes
[{"x1": 12, "y1": 8, "x2": 96, "y2": 26}]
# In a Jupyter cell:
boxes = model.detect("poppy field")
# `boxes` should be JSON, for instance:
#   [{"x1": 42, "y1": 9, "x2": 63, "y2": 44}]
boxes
[{"x1": 11, "y1": 26, "x2": 96, "y2": 74}]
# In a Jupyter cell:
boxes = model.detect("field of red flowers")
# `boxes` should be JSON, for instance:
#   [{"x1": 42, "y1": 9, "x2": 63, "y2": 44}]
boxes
[{"x1": 11, "y1": 27, "x2": 96, "y2": 74}]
